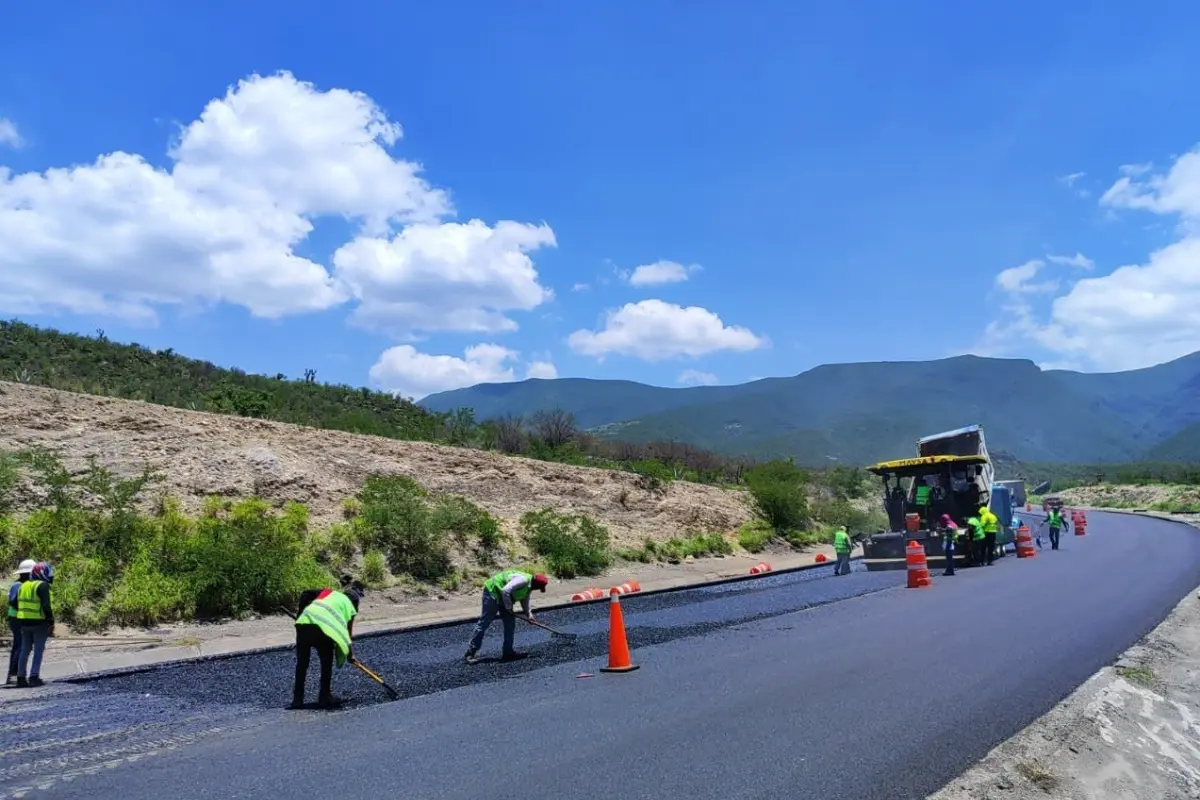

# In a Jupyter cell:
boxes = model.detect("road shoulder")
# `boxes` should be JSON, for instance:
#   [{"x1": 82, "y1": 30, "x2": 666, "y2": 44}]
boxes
[{"x1": 931, "y1": 514, "x2": 1200, "y2": 800}]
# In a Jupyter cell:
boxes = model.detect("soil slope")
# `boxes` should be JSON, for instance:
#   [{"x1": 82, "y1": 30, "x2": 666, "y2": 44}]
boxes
[{"x1": 0, "y1": 381, "x2": 752, "y2": 544}]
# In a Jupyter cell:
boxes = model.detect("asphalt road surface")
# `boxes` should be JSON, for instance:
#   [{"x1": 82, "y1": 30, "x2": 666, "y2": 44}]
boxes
[{"x1": 2, "y1": 511, "x2": 1197, "y2": 800}]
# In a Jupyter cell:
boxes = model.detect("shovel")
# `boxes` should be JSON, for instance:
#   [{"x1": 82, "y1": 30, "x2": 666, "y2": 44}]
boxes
[
  {"x1": 522, "y1": 616, "x2": 578, "y2": 642},
  {"x1": 279, "y1": 606, "x2": 400, "y2": 700}
]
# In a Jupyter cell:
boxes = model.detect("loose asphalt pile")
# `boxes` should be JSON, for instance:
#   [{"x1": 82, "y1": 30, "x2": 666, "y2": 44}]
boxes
[{"x1": 70, "y1": 560, "x2": 897, "y2": 710}]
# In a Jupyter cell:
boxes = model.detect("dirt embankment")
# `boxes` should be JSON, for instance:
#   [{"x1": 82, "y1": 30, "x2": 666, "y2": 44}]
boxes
[
  {"x1": 1056, "y1": 484, "x2": 1200, "y2": 525},
  {"x1": 0, "y1": 382, "x2": 753, "y2": 545}
]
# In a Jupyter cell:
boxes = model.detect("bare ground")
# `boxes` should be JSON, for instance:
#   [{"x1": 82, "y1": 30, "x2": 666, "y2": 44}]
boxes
[
  {"x1": 1057, "y1": 485, "x2": 1200, "y2": 521},
  {"x1": 930, "y1": 529, "x2": 1200, "y2": 799},
  {"x1": 0, "y1": 381, "x2": 753, "y2": 545}
]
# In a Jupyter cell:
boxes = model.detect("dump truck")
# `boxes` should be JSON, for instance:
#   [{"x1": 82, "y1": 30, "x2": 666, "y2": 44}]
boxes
[
  {"x1": 995, "y1": 479, "x2": 1026, "y2": 509},
  {"x1": 859, "y1": 424, "x2": 1014, "y2": 571}
]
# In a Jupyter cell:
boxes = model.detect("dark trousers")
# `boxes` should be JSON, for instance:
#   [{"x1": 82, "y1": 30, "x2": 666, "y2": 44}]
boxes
[
  {"x1": 967, "y1": 537, "x2": 982, "y2": 566},
  {"x1": 1049, "y1": 527, "x2": 1061, "y2": 550},
  {"x1": 983, "y1": 532, "x2": 996, "y2": 565},
  {"x1": 7, "y1": 618, "x2": 20, "y2": 679},
  {"x1": 943, "y1": 545, "x2": 956, "y2": 575},
  {"x1": 293, "y1": 624, "x2": 335, "y2": 703}
]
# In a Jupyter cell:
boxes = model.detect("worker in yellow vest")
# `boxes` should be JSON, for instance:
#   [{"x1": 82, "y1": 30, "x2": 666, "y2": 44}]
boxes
[
  {"x1": 15, "y1": 562, "x2": 53, "y2": 688},
  {"x1": 978, "y1": 505, "x2": 999, "y2": 566},
  {"x1": 6, "y1": 559, "x2": 34, "y2": 686},
  {"x1": 832, "y1": 526, "x2": 853, "y2": 576},
  {"x1": 290, "y1": 585, "x2": 363, "y2": 709},
  {"x1": 465, "y1": 569, "x2": 549, "y2": 664},
  {"x1": 966, "y1": 515, "x2": 986, "y2": 566}
]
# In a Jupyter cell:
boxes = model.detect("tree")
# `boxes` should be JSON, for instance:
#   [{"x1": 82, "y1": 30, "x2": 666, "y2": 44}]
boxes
[
  {"x1": 529, "y1": 408, "x2": 577, "y2": 450},
  {"x1": 745, "y1": 459, "x2": 810, "y2": 533},
  {"x1": 494, "y1": 415, "x2": 527, "y2": 454}
]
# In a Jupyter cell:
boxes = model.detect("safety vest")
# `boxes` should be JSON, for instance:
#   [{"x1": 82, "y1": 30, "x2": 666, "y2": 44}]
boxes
[
  {"x1": 967, "y1": 517, "x2": 985, "y2": 540},
  {"x1": 485, "y1": 570, "x2": 532, "y2": 603},
  {"x1": 833, "y1": 529, "x2": 851, "y2": 553},
  {"x1": 295, "y1": 590, "x2": 356, "y2": 667},
  {"x1": 7, "y1": 581, "x2": 20, "y2": 619},
  {"x1": 1047, "y1": 510, "x2": 1064, "y2": 528},
  {"x1": 16, "y1": 581, "x2": 45, "y2": 622},
  {"x1": 980, "y1": 509, "x2": 998, "y2": 534}
]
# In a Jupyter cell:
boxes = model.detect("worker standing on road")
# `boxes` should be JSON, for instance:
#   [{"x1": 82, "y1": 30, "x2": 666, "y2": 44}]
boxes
[
  {"x1": 1043, "y1": 507, "x2": 1068, "y2": 551},
  {"x1": 465, "y1": 570, "x2": 549, "y2": 664},
  {"x1": 937, "y1": 514, "x2": 960, "y2": 576},
  {"x1": 15, "y1": 562, "x2": 53, "y2": 688},
  {"x1": 290, "y1": 584, "x2": 364, "y2": 710},
  {"x1": 979, "y1": 505, "x2": 999, "y2": 566},
  {"x1": 6, "y1": 560, "x2": 34, "y2": 686},
  {"x1": 833, "y1": 526, "x2": 852, "y2": 576},
  {"x1": 966, "y1": 515, "x2": 985, "y2": 566}
]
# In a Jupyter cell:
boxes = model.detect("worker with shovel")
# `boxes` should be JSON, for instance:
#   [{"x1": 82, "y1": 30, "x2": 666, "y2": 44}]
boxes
[
  {"x1": 465, "y1": 570, "x2": 549, "y2": 664},
  {"x1": 290, "y1": 583, "x2": 364, "y2": 710}
]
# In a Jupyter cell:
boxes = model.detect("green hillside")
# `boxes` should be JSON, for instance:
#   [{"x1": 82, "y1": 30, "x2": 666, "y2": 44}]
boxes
[
  {"x1": 422, "y1": 353, "x2": 1200, "y2": 464},
  {"x1": 1144, "y1": 423, "x2": 1200, "y2": 463},
  {"x1": 0, "y1": 320, "x2": 444, "y2": 440}
]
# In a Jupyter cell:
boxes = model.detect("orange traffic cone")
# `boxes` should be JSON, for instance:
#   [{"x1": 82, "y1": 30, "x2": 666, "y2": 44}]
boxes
[
  {"x1": 1015, "y1": 523, "x2": 1036, "y2": 558},
  {"x1": 600, "y1": 588, "x2": 639, "y2": 673}
]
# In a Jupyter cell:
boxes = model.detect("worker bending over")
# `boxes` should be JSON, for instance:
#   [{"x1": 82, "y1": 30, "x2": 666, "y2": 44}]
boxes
[
  {"x1": 978, "y1": 505, "x2": 999, "y2": 566},
  {"x1": 291, "y1": 583, "x2": 364, "y2": 709},
  {"x1": 465, "y1": 570, "x2": 549, "y2": 664},
  {"x1": 14, "y1": 562, "x2": 53, "y2": 687}
]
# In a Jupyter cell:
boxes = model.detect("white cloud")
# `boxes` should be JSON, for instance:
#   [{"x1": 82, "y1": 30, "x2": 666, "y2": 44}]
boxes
[
  {"x1": 0, "y1": 71, "x2": 554, "y2": 333},
  {"x1": 369, "y1": 343, "x2": 518, "y2": 400},
  {"x1": 571, "y1": 282, "x2": 590, "y2": 292},
  {"x1": 0, "y1": 119, "x2": 21, "y2": 148},
  {"x1": 1046, "y1": 252, "x2": 1094, "y2": 270},
  {"x1": 678, "y1": 369, "x2": 718, "y2": 386},
  {"x1": 980, "y1": 146, "x2": 1200, "y2": 371},
  {"x1": 526, "y1": 360, "x2": 558, "y2": 379},
  {"x1": 568, "y1": 299, "x2": 766, "y2": 361},
  {"x1": 626, "y1": 260, "x2": 698, "y2": 287},
  {"x1": 332, "y1": 219, "x2": 555, "y2": 337},
  {"x1": 1058, "y1": 172, "x2": 1086, "y2": 187},
  {"x1": 994, "y1": 260, "x2": 1058, "y2": 294}
]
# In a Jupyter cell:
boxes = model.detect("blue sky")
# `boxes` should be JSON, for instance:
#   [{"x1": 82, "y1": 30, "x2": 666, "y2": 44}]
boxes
[{"x1": 2, "y1": 0, "x2": 1199, "y2": 399}]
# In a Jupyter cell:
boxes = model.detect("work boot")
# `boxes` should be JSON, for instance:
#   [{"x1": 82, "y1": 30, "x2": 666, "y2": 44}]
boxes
[
  {"x1": 500, "y1": 651, "x2": 528, "y2": 662},
  {"x1": 288, "y1": 695, "x2": 305, "y2": 710},
  {"x1": 317, "y1": 694, "x2": 344, "y2": 709},
  {"x1": 15, "y1": 677, "x2": 26, "y2": 688},
  {"x1": 27, "y1": 677, "x2": 42, "y2": 688},
  {"x1": 4, "y1": 674, "x2": 14, "y2": 686},
  {"x1": 463, "y1": 648, "x2": 479, "y2": 664}
]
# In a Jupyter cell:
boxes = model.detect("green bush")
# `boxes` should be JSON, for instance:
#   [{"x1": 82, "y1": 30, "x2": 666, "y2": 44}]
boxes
[
  {"x1": 430, "y1": 495, "x2": 501, "y2": 551},
  {"x1": 658, "y1": 532, "x2": 733, "y2": 561},
  {"x1": 745, "y1": 459, "x2": 810, "y2": 533},
  {"x1": 737, "y1": 520, "x2": 774, "y2": 553},
  {"x1": 359, "y1": 550, "x2": 390, "y2": 589},
  {"x1": 356, "y1": 474, "x2": 451, "y2": 582},
  {"x1": 520, "y1": 509, "x2": 612, "y2": 578}
]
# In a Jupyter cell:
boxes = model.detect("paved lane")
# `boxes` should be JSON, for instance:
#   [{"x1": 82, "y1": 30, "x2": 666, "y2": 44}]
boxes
[{"x1": 9, "y1": 512, "x2": 1200, "y2": 800}]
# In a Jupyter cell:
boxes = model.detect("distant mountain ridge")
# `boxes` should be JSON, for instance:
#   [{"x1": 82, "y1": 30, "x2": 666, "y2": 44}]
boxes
[{"x1": 421, "y1": 353, "x2": 1200, "y2": 465}]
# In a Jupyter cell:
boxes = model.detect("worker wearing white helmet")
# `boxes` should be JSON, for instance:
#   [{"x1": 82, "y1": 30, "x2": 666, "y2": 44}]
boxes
[{"x1": 6, "y1": 560, "x2": 35, "y2": 685}]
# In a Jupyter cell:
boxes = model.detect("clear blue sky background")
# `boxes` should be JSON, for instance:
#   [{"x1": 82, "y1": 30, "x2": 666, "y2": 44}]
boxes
[{"x1": 2, "y1": 0, "x2": 1198, "y2": 397}]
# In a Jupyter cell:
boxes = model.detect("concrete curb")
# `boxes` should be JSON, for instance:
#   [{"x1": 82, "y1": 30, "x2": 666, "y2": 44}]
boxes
[{"x1": 59, "y1": 553, "x2": 863, "y2": 684}]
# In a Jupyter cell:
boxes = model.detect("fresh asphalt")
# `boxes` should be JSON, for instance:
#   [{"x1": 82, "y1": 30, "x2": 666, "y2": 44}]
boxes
[{"x1": 2, "y1": 511, "x2": 1198, "y2": 799}]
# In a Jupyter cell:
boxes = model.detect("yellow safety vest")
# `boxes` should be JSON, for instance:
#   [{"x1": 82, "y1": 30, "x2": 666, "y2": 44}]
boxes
[
  {"x1": 16, "y1": 581, "x2": 45, "y2": 622},
  {"x1": 295, "y1": 590, "x2": 356, "y2": 667}
]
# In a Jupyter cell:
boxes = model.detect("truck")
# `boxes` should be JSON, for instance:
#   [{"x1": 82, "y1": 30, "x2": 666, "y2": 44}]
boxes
[{"x1": 859, "y1": 424, "x2": 1014, "y2": 571}]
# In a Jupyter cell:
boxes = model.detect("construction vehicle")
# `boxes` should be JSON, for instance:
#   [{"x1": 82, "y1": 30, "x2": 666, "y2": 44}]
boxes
[
  {"x1": 860, "y1": 424, "x2": 1015, "y2": 571},
  {"x1": 995, "y1": 479, "x2": 1026, "y2": 509}
]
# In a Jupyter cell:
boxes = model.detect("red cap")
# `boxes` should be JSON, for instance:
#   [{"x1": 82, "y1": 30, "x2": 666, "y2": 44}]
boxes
[{"x1": 531, "y1": 573, "x2": 549, "y2": 590}]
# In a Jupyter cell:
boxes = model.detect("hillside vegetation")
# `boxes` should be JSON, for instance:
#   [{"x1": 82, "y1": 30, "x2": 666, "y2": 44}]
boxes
[{"x1": 424, "y1": 353, "x2": 1200, "y2": 464}]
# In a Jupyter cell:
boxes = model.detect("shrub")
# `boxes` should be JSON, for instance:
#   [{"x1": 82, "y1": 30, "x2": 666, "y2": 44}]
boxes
[
  {"x1": 737, "y1": 520, "x2": 774, "y2": 553},
  {"x1": 102, "y1": 556, "x2": 194, "y2": 627},
  {"x1": 356, "y1": 474, "x2": 452, "y2": 582},
  {"x1": 658, "y1": 532, "x2": 733, "y2": 561},
  {"x1": 745, "y1": 459, "x2": 810, "y2": 533},
  {"x1": 359, "y1": 550, "x2": 390, "y2": 589},
  {"x1": 520, "y1": 509, "x2": 612, "y2": 578}
]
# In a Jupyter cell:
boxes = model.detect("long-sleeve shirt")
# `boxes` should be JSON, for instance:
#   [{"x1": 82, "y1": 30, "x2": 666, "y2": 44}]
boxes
[{"x1": 500, "y1": 574, "x2": 531, "y2": 614}]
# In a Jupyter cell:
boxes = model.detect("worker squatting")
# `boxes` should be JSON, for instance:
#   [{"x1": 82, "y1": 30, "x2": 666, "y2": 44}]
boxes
[
  {"x1": 289, "y1": 569, "x2": 549, "y2": 708},
  {"x1": 6, "y1": 559, "x2": 55, "y2": 687}
]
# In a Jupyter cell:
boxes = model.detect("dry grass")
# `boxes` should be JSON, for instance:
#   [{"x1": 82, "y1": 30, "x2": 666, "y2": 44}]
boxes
[{"x1": 0, "y1": 382, "x2": 753, "y2": 546}]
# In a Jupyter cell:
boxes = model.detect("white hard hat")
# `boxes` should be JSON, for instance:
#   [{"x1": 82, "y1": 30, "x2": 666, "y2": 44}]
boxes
[{"x1": 16, "y1": 559, "x2": 35, "y2": 575}]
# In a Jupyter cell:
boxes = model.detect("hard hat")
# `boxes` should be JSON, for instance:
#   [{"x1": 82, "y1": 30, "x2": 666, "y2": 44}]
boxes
[
  {"x1": 531, "y1": 573, "x2": 549, "y2": 591},
  {"x1": 16, "y1": 559, "x2": 35, "y2": 575}
]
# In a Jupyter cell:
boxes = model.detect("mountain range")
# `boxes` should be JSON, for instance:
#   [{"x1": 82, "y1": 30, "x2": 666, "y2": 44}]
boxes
[{"x1": 421, "y1": 353, "x2": 1200, "y2": 465}]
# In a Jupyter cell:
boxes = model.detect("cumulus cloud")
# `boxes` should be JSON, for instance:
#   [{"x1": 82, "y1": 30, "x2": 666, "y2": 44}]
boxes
[
  {"x1": 369, "y1": 343, "x2": 559, "y2": 399},
  {"x1": 568, "y1": 299, "x2": 766, "y2": 361},
  {"x1": 0, "y1": 119, "x2": 20, "y2": 148},
  {"x1": 526, "y1": 360, "x2": 558, "y2": 379},
  {"x1": 625, "y1": 260, "x2": 698, "y2": 287},
  {"x1": 0, "y1": 71, "x2": 555, "y2": 332},
  {"x1": 995, "y1": 260, "x2": 1058, "y2": 294},
  {"x1": 979, "y1": 146, "x2": 1200, "y2": 371},
  {"x1": 678, "y1": 369, "x2": 718, "y2": 386}
]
